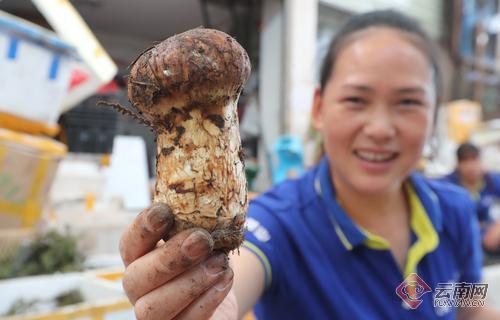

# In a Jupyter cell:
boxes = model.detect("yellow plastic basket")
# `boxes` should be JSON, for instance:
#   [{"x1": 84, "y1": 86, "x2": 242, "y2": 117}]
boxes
[{"x1": 0, "y1": 128, "x2": 66, "y2": 228}]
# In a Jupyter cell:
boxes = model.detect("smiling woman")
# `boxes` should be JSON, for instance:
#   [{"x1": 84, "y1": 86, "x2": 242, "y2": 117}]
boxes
[{"x1": 309, "y1": 26, "x2": 438, "y2": 291}]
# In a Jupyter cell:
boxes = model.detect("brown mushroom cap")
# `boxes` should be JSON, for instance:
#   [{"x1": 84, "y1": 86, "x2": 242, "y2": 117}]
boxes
[{"x1": 127, "y1": 28, "x2": 251, "y2": 121}]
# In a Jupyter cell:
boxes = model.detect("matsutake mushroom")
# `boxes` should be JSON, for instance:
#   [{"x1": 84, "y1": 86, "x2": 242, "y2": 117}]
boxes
[{"x1": 104, "y1": 28, "x2": 250, "y2": 251}]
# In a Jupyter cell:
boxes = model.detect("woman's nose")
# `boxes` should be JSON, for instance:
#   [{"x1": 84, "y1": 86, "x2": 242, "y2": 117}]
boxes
[{"x1": 362, "y1": 105, "x2": 396, "y2": 142}]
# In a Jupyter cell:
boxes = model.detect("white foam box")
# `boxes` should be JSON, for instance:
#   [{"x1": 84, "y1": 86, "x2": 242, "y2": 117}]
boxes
[
  {"x1": 0, "y1": 269, "x2": 133, "y2": 319},
  {"x1": 484, "y1": 265, "x2": 500, "y2": 308}
]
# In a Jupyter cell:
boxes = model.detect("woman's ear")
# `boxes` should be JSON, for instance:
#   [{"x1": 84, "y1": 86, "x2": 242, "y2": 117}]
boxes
[{"x1": 311, "y1": 88, "x2": 324, "y2": 131}]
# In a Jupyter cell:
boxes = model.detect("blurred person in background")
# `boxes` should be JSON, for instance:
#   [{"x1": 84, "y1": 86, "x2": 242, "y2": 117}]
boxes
[
  {"x1": 118, "y1": 10, "x2": 500, "y2": 320},
  {"x1": 443, "y1": 142, "x2": 500, "y2": 253}
]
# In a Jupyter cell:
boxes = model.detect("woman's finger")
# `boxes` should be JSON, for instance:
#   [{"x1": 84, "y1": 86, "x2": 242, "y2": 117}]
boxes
[
  {"x1": 133, "y1": 253, "x2": 231, "y2": 320},
  {"x1": 119, "y1": 203, "x2": 175, "y2": 266},
  {"x1": 174, "y1": 270, "x2": 235, "y2": 320},
  {"x1": 123, "y1": 228, "x2": 213, "y2": 303}
]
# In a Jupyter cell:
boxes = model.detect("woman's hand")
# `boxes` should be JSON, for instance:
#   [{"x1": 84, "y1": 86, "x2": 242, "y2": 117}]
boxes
[{"x1": 119, "y1": 203, "x2": 237, "y2": 319}]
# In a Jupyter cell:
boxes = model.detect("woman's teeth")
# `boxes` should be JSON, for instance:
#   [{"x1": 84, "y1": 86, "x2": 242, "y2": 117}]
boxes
[{"x1": 355, "y1": 150, "x2": 397, "y2": 162}]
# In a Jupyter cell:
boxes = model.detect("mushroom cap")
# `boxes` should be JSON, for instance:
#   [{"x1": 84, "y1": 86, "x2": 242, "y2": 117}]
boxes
[{"x1": 127, "y1": 28, "x2": 251, "y2": 118}]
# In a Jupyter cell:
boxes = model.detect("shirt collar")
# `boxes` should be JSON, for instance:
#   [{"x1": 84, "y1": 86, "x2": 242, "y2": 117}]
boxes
[
  {"x1": 315, "y1": 156, "x2": 369, "y2": 250},
  {"x1": 408, "y1": 173, "x2": 443, "y2": 232},
  {"x1": 314, "y1": 156, "x2": 442, "y2": 252}
]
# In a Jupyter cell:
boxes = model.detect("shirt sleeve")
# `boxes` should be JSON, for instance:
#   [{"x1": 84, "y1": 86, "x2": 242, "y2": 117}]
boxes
[
  {"x1": 458, "y1": 198, "x2": 483, "y2": 283},
  {"x1": 242, "y1": 198, "x2": 287, "y2": 291}
]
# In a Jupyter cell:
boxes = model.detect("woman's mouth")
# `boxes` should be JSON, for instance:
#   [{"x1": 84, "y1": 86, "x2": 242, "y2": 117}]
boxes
[{"x1": 354, "y1": 150, "x2": 398, "y2": 163}]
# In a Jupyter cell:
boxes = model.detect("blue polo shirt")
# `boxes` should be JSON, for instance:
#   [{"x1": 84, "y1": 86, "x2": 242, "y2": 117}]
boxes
[
  {"x1": 442, "y1": 171, "x2": 500, "y2": 224},
  {"x1": 243, "y1": 157, "x2": 482, "y2": 319}
]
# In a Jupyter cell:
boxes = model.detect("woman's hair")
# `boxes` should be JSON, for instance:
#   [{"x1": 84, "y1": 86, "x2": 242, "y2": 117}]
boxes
[{"x1": 319, "y1": 10, "x2": 442, "y2": 105}]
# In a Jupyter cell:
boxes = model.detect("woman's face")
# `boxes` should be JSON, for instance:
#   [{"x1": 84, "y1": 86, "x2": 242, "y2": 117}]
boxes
[{"x1": 312, "y1": 27, "x2": 436, "y2": 195}]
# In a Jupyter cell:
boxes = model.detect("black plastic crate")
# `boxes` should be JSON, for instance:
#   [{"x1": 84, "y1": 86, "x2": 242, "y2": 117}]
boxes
[{"x1": 59, "y1": 96, "x2": 118, "y2": 154}]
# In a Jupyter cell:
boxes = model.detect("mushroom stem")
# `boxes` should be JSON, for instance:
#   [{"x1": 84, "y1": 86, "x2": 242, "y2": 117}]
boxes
[{"x1": 154, "y1": 95, "x2": 247, "y2": 250}]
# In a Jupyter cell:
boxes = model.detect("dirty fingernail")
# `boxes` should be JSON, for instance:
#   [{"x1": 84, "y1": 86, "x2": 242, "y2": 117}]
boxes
[
  {"x1": 204, "y1": 253, "x2": 228, "y2": 275},
  {"x1": 146, "y1": 203, "x2": 174, "y2": 231},
  {"x1": 214, "y1": 269, "x2": 233, "y2": 291},
  {"x1": 181, "y1": 230, "x2": 212, "y2": 259}
]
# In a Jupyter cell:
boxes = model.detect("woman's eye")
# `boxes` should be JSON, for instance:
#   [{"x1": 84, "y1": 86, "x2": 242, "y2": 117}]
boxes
[
  {"x1": 398, "y1": 99, "x2": 422, "y2": 107},
  {"x1": 343, "y1": 97, "x2": 366, "y2": 105}
]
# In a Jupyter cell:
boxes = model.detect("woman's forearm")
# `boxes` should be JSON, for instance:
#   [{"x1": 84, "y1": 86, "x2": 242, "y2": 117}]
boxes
[{"x1": 230, "y1": 247, "x2": 266, "y2": 319}]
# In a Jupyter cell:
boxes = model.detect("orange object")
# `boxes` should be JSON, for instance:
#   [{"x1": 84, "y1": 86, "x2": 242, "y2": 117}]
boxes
[
  {"x1": 85, "y1": 192, "x2": 96, "y2": 212},
  {"x1": 0, "y1": 112, "x2": 60, "y2": 137},
  {"x1": 101, "y1": 154, "x2": 111, "y2": 167},
  {"x1": 446, "y1": 100, "x2": 482, "y2": 143}
]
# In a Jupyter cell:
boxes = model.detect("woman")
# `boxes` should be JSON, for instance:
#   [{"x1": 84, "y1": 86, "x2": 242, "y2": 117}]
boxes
[{"x1": 118, "y1": 10, "x2": 499, "y2": 319}]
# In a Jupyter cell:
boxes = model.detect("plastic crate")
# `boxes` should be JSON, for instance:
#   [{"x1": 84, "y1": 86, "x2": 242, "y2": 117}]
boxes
[
  {"x1": 59, "y1": 97, "x2": 118, "y2": 154},
  {"x1": 0, "y1": 11, "x2": 76, "y2": 127},
  {"x1": 0, "y1": 129, "x2": 67, "y2": 229}
]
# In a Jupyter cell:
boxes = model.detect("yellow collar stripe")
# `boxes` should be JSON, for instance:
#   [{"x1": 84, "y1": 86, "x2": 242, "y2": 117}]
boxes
[
  {"x1": 361, "y1": 183, "x2": 439, "y2": 277},
  {"x1": 363, "y1": 230, "x2": 390, "y2": 250},
  {"x1": 403, "y1": 183, "x2": 439, "y2": 276},
  {"x1": 334, "y1": 223, "x2": 354, "y2": 251}
]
